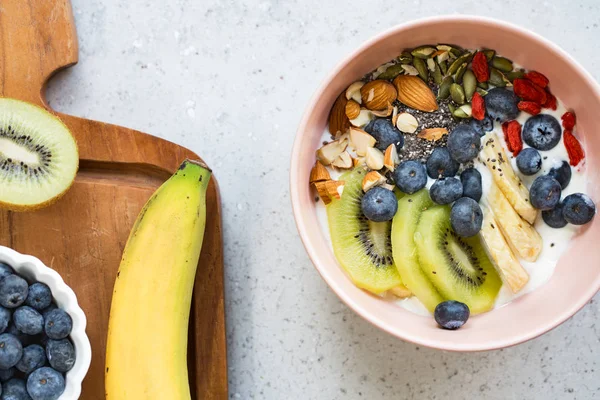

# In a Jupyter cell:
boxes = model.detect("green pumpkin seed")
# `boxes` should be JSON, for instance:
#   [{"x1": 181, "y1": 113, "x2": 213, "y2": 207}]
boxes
[
  {"x1": 482, "y1": 49, "x2": 496, "y2": 62},
  {"x1": 491, "y1": 56, "x2": 513, "y2": 72},
  {"x1": 432, "y1": 62, "x2": 443, "y2": 85},
  {"x1": 504, "y1": 69, "x2": 525, "y2": 82},
  {"x1": 437, "y1": 44, "x2": 463, "y2": 57},
  {"x1": 378, "y1": 64, "x2": 404, "y2": 80},
  {"x1": 439, "y1": 60, "x2": 448, "y2": 75},
  {"x1": 447, "y1": 103, "x2": 460, "y2": 122},
  {"x1": 447, "y1": 52, "x2": 473, "y2": 76},
  {"x1": 489, "y1": 68, "x2": 507, "y2": 87},
  {"x1": 436, "y1": 51, "x2": 449, "y2": 64},
  {"x1": 413, "y1": 57, "x2": 429, "y2": 82},
  {"x1": 450, "y1": 83, "x2": 466, "y2": 105},
  {"x1": 453, "y1": 105, "x2": 472, "y2": 119},
  {"x1": 476, "y1": 87, "x2": 489, "y2": 96},
  {"x1": 411, "y1": 46, "x2": 437, "y2": 59},
  {"x1": 453, "y1": 63, "x2": 467, "y2": 83},
  {"x1": 398, "y1": 51, "x2": 413, "y2": 64},
  {"x1": 426, "y1": 58, "x2": 436, "y2": 72},
  {"x1": 437, "y1": 76, "x2": 453, "y2": 99},
  {"x1": 477, "y1": 81, "x2": 489, "y2": 89},
  {"x1": 462, "y1": 69, "x2": 477, "y2": 101},
  {"x1": 402, "y1": 65, "x2": 420, "y2": 76}
]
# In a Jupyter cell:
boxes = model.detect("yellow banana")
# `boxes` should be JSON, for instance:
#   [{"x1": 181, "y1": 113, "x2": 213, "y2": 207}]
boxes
[{"x1": 105, "y1": 159, "x2": 211, "y2": 400}]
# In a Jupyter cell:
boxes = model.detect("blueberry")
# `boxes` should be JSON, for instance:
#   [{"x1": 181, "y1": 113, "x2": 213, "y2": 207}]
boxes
[
  {"x1": 361, "y1": 187, "x2": 398, "y2": 222},
  {"x1": 5, "y1": 324, "x2": 35, "y2": 348},
  {"x1": 40, "y1": 305, "x2": 57, "y2": 321},
  {"x1": 426, "y1": 147, "x2": 459, "y2": 179},
  {"x1": 447, "y1": 125, "x2": 481, "y2": 163},
  {"x1": 0, "y1": 334, "x2": 22, "y2": 370},
  {"x1": 45, "y1": 339, "x2": 75, "y2": 373},
  {"x1": 15, "y1": 345, "x2": 45, "y2": 375},
  {"x1": 469, "y1": 115, "x2": 494, "y2": 137},
  {"x1": 0, "y1": 265, "x2": 13, "y2": 282},
  {"x1": 434, "y1": 300, "x2": 470, "y2": 330},
  {"x1": 529, "y1": 176, "x2": 561, "y2": 210},
  {"x1": 460, "y1": 168, "x2": 482, "y2": 202},
  {"x1": 548, "y1": 161, "x2": 572, "y2": 190},
  {"x1": 0, "y1": 276, "x2": 28, "y2": 310},
  {"x1": 24, "y1": 285, "x2": 51, "y2": 312},
  {"x1": 364, "y1": 118, "x2": 404, "y2": 151},
  {"x1": 394, "y1": 160, "x2": 427, "y2": 194},
  {"x1": 2, "y1": 378, "x2": 30, "y2": 400},
  {"x1": 522, "y1": 114, "x2": 562, "y2": 151},
  {"x1": 450, "y1": 197, "x2": 483, "y2": 237},
  {"x1": 562, "y1": 193, "x2": 596, "y2": 225},
  {"x1": 43, "y1": 309, "x2": 72, "y2": 340},
  {"x1": 516, "y1": 148, "x2": 542, "y2": 176},
  {"x1": 0, "y1": 308, "x2": 11, "y2": 335},
  {"x1": 0, "y1": 368, "x2": 14, "y2": 383},
  {"x1": 13, "y1": 308, "x2": 43, "y2": 336},
  {"x1": 429, "y1": 178, "x2": 463, "y2": 205},
  {"x1": 27, "y1": 367, "x2": 64, "y2": 400},
  {"x1": 484, "y1": 88, "x2": 519, "y2": 123},
  {"x1": 542, "y1": 203, "x2": 568, "y2": 229}
]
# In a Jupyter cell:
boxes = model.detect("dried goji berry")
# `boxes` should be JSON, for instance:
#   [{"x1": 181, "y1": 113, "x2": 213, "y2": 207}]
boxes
[
  {"x1": 542, "y1": 87, "x2": 557, "y2": 110},
  {"x1": 471, "y1": 52, "x2": 489, "y2": 83},
  {"x1": 564, "y1": 130, "x2": 585, "y2": 166},
  {"x1": 561, "y1": 111, "x2": 576, "y2": 130},
  {"x1": 502, "y1": 120, "x2": 523, "y2": 156},
  {"x1": 523, "y1": 71, "x2": 549, "y2": 88},
  {"x1": 471, "y1": 92, "x2": 485, "y2": 120},
  {"x1": 513, "y1": 78, "x2": 547, "y2": 105},
  {"x1": 517, "y1": 101, "x2": 541, "y2": 115}
]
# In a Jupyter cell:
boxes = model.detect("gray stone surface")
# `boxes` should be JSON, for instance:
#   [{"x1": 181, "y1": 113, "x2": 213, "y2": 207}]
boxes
[{"x1": 47, "y1": 0, "x2": 599, "y2": 398}]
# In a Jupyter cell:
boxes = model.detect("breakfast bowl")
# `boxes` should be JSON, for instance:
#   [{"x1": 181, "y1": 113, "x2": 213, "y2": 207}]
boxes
[
  {"x1": 290, "y1": 15, "x2": 600, "y2": 351},
  {"x1": 0, "y1": 246, "x2": 91, "y2": 398}
]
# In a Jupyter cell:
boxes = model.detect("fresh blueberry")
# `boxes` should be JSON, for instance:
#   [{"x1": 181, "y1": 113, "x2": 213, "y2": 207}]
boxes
[
  {"x1": 0, "y1": 367, "x2": 14, "y2": 383},
  {"x1": 40, "y1": 305, "x2": 57, "y2": 321},
  {"x1": 2, "y1": 378, "x2": 30, "y2": 400},
  {"x1": 364, "y1": 118, "x2": 404, "y2": 151},
  {"x1": 0, "y1": 265, "x2": 13, "y2": 282},
  {"x1": 460, "y1": 168, "x2": 482, "y2": 202},
  {"x1": 434, "y1": 300, "x2": 470, "y2": 330},
  {"x1": 450, "y1": 197, "x2": 483, "y2": 237},
  {"x1": 15, "y1": 345, "x2": 45, "y2": 375},
  {"x1": 13, "y1": 307, "x2": 43, "y2": 336},
  {"x1": 529, "y1": 176, "x2": 561, "y2": 210},
  {"x1": 0, "y1": 308, "x2": 11, "y2": 335},
  {"x1": 394, "y1": 160, "x2": 427, "y2": 194},
  {"x1": 44, "y1": 309, "x2": 72, "y2": 340},
  {"x1": 469, "y1": 115, "x2": 494, "y2": 137},
  {"x1": 429, "y1": 178, "x2": 463, "y2": 205},
  {"x1": 361, "y1": 187, "x2": 398, "y2": 222},
  {"x1": 484, "y1": 88, "x2": 519, "y2": 123},
  {"x1": 27, "y1": 367, "x2": 65, "y2": 400},
  {"x1": 562, "y1": 193, "x2": 596, "y2": 225},
  {"x1": 426, "y1": 147, "x2": 459, "y2": 179},
  {"x1": 447, "y1": 125, "x2": 481, "y2": 163},
  {"x1": 542, "y1": 203, "x2": 568, "y2": 229},
  {"x1": 516, "y1": 148, "x2": 542, "y2": 176},
  {"x1": 45, "y1": 339, "x2": 75, "y2": 373},
  {"x1": 0, "y1": 334, "x2": 22, "y2": 370},
  {"x1": 547, "y1": 161, "x2": 572, "y2": 190},
  {"x1": 522, "y1": 114, "x2": 562, "y2": 151},
  {"x1": 24, "y1": 284, "x2": 51, "y2": 312},
  {"x1": 0, "y1": 276, "x2": 28, "y2": 309},
  {"x1": 5, "y1": 324, "x2": 35, "y2": 348}
]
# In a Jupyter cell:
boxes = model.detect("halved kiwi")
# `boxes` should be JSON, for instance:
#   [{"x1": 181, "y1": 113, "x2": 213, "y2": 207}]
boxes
[
  {"x1": 0, "y1": 98, "x2": 78, "y2": 211},
  {"x1": 414, "y1": 206, "x2": 502, "y2": 314},
  {"x1": 327, "y1": 168, "x2": 402, "y2": 294}
]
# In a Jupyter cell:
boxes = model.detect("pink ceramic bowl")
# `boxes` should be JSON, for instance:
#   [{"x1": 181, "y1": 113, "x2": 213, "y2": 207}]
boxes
[{"x1": 290, "y1": 16, "x2": 600, "y2": 351}]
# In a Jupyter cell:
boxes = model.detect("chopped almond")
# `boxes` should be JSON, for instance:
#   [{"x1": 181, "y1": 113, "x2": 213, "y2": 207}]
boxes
[
  {"x1": 313, "y1": 181, "x2": 331, "y2": 205},
  {"x1": 349, "y1": 109, "x2": 373, "y2": 128},
  {"x1": 316, "y1": 139, "x2": 348, "y2": 165},
  {"x1": 326, "y1": 180, "x2": 345, "y2": 199},
  {"x1": 349, "y1": 128, "x2": 376, "y2": 156},
  {"x1": 417, "y1": 127, "x2": 448, "y2": 141},
  {"x1": 384, "y1": 144, "x2": 400, "y2": 171},
  {"x1": 309, "y1": 161, "x2": 331, "y2": 183},
  {"x1": 366, "y1": 147, "x2": 385, "y2": 170},
  {"x1": 345, "y1": 81, "x2": 364, "y2": 104},
  {"x1": 332, "y1": 151, "x2": 353, "y2": 169},
  {"x1": 362, "y1": 171, "x2": 386, "y2": 192}
]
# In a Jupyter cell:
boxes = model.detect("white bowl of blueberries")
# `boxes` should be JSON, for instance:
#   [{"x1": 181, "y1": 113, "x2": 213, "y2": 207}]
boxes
[{"x1": 0, "y1": 246, "x2": 91, "y2": 400}]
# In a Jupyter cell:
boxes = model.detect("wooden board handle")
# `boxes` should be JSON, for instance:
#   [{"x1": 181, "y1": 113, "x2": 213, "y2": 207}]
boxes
[{"x1": 0, "y1": 0, "x2": 78, "y2": 106}]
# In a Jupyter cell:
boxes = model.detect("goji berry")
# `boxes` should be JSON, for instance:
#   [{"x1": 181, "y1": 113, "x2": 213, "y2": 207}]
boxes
[
  {"x1": 502, "y1": 120, "x2": 523, "y2": 156},
  {"x1": 542, "y1": 87, "x2": 557, "y2": 110},
  {"x1": 523, "y1": 71, "x2": 549, "y2": 88},
  {"x1": 563, "y1": 130, "x2": 585, "y2": 166},
  {"x1": 471, "y1": 92, "x2": 485, "y2": 120},
  {"x1": 513, "y1": 78, "x2": 547, "y2": 105},
  {"x1": 517, "y1": 101, "x2": 541, "y2": 115},
  {"x1": 561, "y1": 111, "x2": 576, "y2": 130},
  {"x1": 471, "y1": 52, "x2": 489, "y2": 83}
]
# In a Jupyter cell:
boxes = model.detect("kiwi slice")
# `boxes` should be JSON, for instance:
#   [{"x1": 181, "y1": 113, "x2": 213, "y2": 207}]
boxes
[
  {"x1": 0, "y1": 99, "x2": 78, "y2": 211},
  {"x1": 391, "y1": 189, "x2": 444, "y2": 312},
  {"x1": 327, "y1": 168, "x2": 402, "y2": 294},
  {"x1": 414, "y1": 206, "x2": 502, "y2": 314}
]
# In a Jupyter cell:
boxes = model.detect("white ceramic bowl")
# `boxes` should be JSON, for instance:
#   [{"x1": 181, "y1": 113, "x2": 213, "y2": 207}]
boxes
[{"x1": 0, "y1": 246, "x2": 91, "y2": 399}]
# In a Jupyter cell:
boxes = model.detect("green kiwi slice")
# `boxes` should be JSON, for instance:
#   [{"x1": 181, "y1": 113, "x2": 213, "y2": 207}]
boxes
[
  {"x1": 414, "y1": 206, "x2": 502, "y2": 314},
  {"x1": 0, "y1": 98, "x2": 78, "y2": 211},
  {"x1": 327, "y1": 168, "x2": 402, "y2": 294},
  {"x1": 391, "y1": 189, "x2": 444, "y2": 312}
]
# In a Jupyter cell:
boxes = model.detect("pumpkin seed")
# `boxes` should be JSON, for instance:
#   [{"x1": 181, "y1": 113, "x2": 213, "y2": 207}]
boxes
[
  {"x1": 402, "y1": 65, "x2": 420, "y2": 76},
  {"x1": 437, "y1": 44, "x2": 463, "y2": 57},
  {"x1": 398, "y1": 51, "x2": 413, "y2": 64},
  {"x1": 453, "y1": 63, "x2": 467, "y2": 83},
  {"x1": 447, "y1": 52, "x2": 473, "y2": 76},
  {"x1": 439, "y1": 60, "x2": 448, "y2": 75},
  {"x1": 432, "y1": 62, "x2": 443, "y2": 85},
  {"x1": 476, "y1": 87, "x2": 489, "y2": 96},
  {"x1": 411, "y1": 46, "x2": 437, "y2": 59},
  {"x1": 436, "y1": 51, "x2": 449, "y2": 64},
  {"x1": 504, "y1": 69, "x2": 525, "y2": 82},
  {"x1": 453, "y1": 104, "x2": 472, "y2": 119},
  {"x1": 477, "y1": 81, "x2": 489, "y2": 89},
  {"x1": 491, "y1": 56, "x2": 513, "y2": 72},
  {"x1": 482, "y1": 49, "x2": 496, "y2": 62},
  {"x1": 413, "y1": 57, "x2": 429, "y2": 81},
  {"x1": 447, "y1": 103, "x2": 460, "y2": 122},
  {"x1": 489, "y1": 68, "x2": 507, "y2": 87},
  {"x1": 426, "y1": 58, "x2": 436, "y2": 72},
  {"x1": 437, "y1": 76, "x2": 453, "y2": 99},
  {"x1": 378, "y1": 64, "x2": 405, "y2": 80},
  {"x1": 462, "y1": 69, "x2": 477, "y2": 101},
  {"x1": 450, "y1": 83, "x2": 466, "y2": 105}
]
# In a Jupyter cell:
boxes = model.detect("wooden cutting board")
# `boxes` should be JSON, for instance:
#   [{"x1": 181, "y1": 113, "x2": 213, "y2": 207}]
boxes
[{"x1": 0, "y1": 1, "x2": 228, "y2": 398}]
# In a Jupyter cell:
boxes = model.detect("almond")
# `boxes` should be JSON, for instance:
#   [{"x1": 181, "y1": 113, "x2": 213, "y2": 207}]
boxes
[
  {"x1": 326, "y1": 180, "x2": 345, "y2": 199},
  {"x1": 417, "y1": 127, "x2": 448, "y2": 141},
  {"x1": 391, "y1": 106, "x2": 399, "y2": 126},
  {"x1": 349, "y1": 128, "x2": 376, "y2": 156},
  {"x1": 309, "y1": 161, "x2": 331, "y2": 183},
  {"x1": 316, "y1": 139, "x2": 348, "y2": 165},
  {"x1": 396, "y1": 112, "x2": 419, "y2": 133},
  {"x1": 328, "y1": 92, "x2": 351, "y2": 134},
  {"x1": 345, "y1": 81, "x2": 364, "y2": 104},
  {"x1": 366, "y1": 147, "x2": 385, "y2": 170},
  {"x1": 331, "y1": 151, "x2": 353, "y2": 169},
  {"x1": 353, "y1": 157, "x2": 366, "y2": 167},
  {"x1": 371, "y1": 102, "x2": 394, "y2": 118},
  {"x1": 393, "y1": 75, "x2": 438, "y2": 112},
  {"x1": 313, "y1": 181, "x2": 332, "y2": 205},
  {"x1": 362, "y1": 171, "x2": 386, "y2": 192},
  {"x1": 381, "y1": 183, "x2": 396, "y2": 191},
  {"x1": 345, "y1": 100, "x2": 361, "y2": 120},
  {"x1": 360, "y1": 80, "x2": 397, "y2": 111},
  {"x1": 349, "y1": 109, "x2": 373, "y2": 128},
  {"x1": 384, "y1": 144, "x2": 400, "y2": 171}
]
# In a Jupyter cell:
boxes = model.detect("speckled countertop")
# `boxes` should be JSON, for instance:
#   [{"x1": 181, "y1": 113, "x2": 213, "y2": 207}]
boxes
[{"x1": 48, "y1": 0, "x2": 599, "y2": 398}]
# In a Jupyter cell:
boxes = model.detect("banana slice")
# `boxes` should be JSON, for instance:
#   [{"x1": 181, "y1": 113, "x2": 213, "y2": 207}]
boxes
[
  {"x1": 480, "y1": 208, "x2": 530, "y2": 293},
  {"x1": 481, "y1": 134, "x2": 538, "y2": 224}
]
